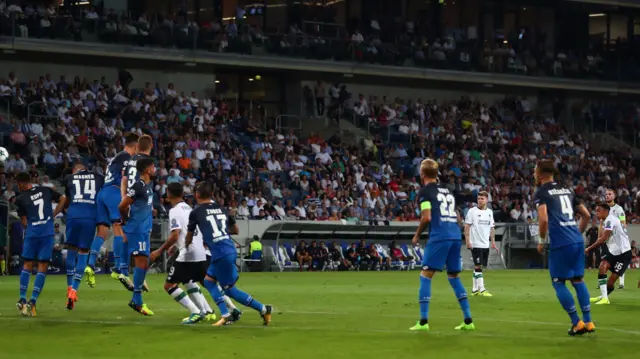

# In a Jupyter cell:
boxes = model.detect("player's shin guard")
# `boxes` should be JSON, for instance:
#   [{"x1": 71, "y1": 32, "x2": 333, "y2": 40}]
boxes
[
  {"x1": 73, "y1": 253, "x2": 88, "y2": 291},
  {"x1": 474, "y1": 269, "x2": 485, "y2": 292},
  {"x1": 571, "y1": 281, "x2": 592, "y2": 323},
  {"x1": 598, "y1": 274, "x2": 608, "y2": 300},
  {"x1": 448, "y1": 277, "x2": 472, "y2": 321},
  {"x1": 167, "y1": 286, "x2": 200, "y2": 314},
  {"x1": 19, "y1": 270, "x2": 30, "y2": 300},
  {"x1": 619, "y1": 273, "x2": 625, "y2": 287},
  {"x1": 552, "y1": 281, "x2": 580, "y2": 326},
  {"x1": 418, "y1": 275, "x2": 431, "y2": 321},
  {"x1": 132, "y1": 267, "x2": 146, "y2": 306},
  {"x1": 118, "y1": 238, "x2": 129, "y2": 277},
  {"x1": 31, "y1": 273, "x2": 46, "y2": 304},
  {"x1": 226, "y1": 286, "x2": 265, "y2": 313},
  {"x1": 88, "y1": 236, "x2": 104, "y2": 270},
  {"x1": 66, "y1": 250, "x2": 77, "y2": 287},
  {"x1": 203, "y1": 280, "x2": 229, "y2": 316},
  {"x1": 185, "y1": 282, "x2": 213, "y2": 313}
]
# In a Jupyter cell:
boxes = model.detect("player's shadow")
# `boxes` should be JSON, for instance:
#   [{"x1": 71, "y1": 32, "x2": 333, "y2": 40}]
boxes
[{"x1": 608, "y1": 303, "x2": 638, "y2": 312}]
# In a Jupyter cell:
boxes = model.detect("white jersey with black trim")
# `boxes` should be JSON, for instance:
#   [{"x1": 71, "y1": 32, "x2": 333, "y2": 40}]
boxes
[
  {"x1": 169, "y1": 202, "x2": 207, "y2": 262},
  {"x1": 603, "y1": 214, "x2": 631, "y2": 256},
  {"x1": 464, "y1": 206, "x2": 495, "y2": 248}
]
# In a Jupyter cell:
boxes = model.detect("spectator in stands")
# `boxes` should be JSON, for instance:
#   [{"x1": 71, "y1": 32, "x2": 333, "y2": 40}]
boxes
[
  {"x1": 586, "y1": 219, "x2": 600, "y2": 269},
  {"x1": 368, "y1": 244, "x2": 389, "y2": 270},
  {"x1": 631, "y1": 240, "x2": 639, "y2": 269},
  {"x1": 309, "y1": 241, "x2": 329, "y2": 271},
  {"x1": 345, "y1": 243, "x2": 359, "y2": 269},
  {"x1": 295, "y1": 240, "x2": 312, "y2": 271},
  {"x1": 389, "y1": 240, "x2": 413, "y2": 262}
]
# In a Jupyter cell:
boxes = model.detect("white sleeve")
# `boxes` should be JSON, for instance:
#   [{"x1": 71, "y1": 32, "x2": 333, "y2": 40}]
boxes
[
  {"x1": 603, "y1": 218, "x2": 615, "y2": 231},
  {"x1": 169, "y1": 209, "x2": 182, "y2": 231},
  {"x1": 464, "y1": 208, "x2": 474, "y2": 225},
  {"x1": 489, "y1": 210, "x2": 495, "y2": 227}
]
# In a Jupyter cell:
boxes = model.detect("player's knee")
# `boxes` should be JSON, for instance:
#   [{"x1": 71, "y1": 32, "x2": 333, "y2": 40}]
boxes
[
  {"x1": 570, "y1": 276, "x2": 583, "y2": 283},
  {"x1": 420, "y1": 269, "x2": 435, "y2": 279},
  {"x1": 164, "y1": 282, "x2": 177, "y2": 292},
  {"x1": 205, "y1": 275, "x2": 217, "y2": 284},
  {"x1": 22, "y1": 261, "x2": 34, "y2": 271},
  {"x1": 474, "y1": 267, "x2": 482, "y2": 272},
  {"x1": 447, "y1": 271, "x2": 460, "y2": 278},
  {"x1": 36, "y1": 262, "x2": 48, "y2": 273}
]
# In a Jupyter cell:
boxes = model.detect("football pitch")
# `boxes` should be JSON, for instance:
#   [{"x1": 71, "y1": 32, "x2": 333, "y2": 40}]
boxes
[{"x1": 0, "y1": 270, "x2": 637, "y2": 359}]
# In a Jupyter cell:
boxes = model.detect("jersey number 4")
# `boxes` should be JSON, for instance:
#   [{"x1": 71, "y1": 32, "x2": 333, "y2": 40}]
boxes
[
  {"x1": 559, "y1": 195, "x2": 574, "y2": 218},
  {"x1": 437, "y1": 193, "x2": 456, "y2": 217}
]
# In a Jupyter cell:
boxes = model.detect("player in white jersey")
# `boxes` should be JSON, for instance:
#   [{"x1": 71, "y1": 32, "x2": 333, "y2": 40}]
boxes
[
  {"x1": 464, "y1": 191, "x2": 497, "y2": 297},
  {"x1": 603, "y1": 189, "x2": 628, "y2": 289},
  {"x1": 585, "y1": 203, "x2": 632, "y2": 305},
  {"x1": 150, "y1": 183, "x2": 239, "y2": 324}
]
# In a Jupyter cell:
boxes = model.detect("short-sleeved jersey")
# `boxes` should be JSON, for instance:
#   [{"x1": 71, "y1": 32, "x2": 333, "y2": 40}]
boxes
[
  {"x1": 16, "y1": 186, "x2": 62, "y2": 238},
  {"x1": 124, "y1": 153, "x2": 152, "y2": 191},
  {"x1": 464, "y1": 206, "x2": 495, "y2": 248},
  {"x1": 187, "y1": 201, "x2": 237, "y2": 261},
  {"x1": 124, "y1": 180, "x2": 153, "y2": 234},
  {"x1": 417, "y1": 183, "x2": 461, "y2": 242},
  {"x1": 609, "y1": 204, "x2": 626, "y2": 224},
  {"x1": 64, "y1": 170, "x2": 105, "y2": 220},
  {"x1": 533, "y1": 182, "x2": 583, "y2": 249},
  {"x1": 104, "y1": 151, "x2": 131, "y2": 188},
  {"x1": 169, "y1": 202, "x2": 207, "y2": 262},
  {"x1": 603, "y1": 214, "x2": 631, "y2": 256}
]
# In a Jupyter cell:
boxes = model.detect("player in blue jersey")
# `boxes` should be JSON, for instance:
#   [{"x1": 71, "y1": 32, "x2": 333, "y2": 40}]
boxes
[
  {"x1": 409, "y1": 159, "x2": 474, "y2": 332},
  {"x1": 119, "y1": 157, "x2": 156, "y2": 316},
  {"x1": 15, "y1": 172, "x2": 66, "y2": 316},
  {"x1": 119, "y1": 134, "x2": 153, "y2": 285},
  {"x1": 85, "y1": 133, "x2": 138, "y2": 290},
  {"x1": 62, "y1": 163, "x2": 104, "y2": 310},
  {"x1": 533, "y1": 159, "x2": 595, "y2": 336},
  {"x1": 186, "y1": 181, "x2": 272, "y2": 326}
]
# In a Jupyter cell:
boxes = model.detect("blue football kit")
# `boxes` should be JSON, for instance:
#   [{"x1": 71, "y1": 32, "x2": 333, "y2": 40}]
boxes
[
  {"x1": 125, "y1": 180, "x2": 154, "y2": 257},
  {"x1": 64, "y1": 171, "x2": 104, "y2": 250},
  {"x1": 124, "y1": 153, "x2": 151, "y2": 191},
  {"x1": 96, "y1": 151, "x2": 131, "y2": 226}
]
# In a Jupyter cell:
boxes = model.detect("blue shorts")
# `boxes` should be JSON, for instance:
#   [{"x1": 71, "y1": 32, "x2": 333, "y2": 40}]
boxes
[
  {"x1": 422, "y1": 240, "x2": 462, "y2": 273},
  {"x1": 126, "y1": 232, "x2": 150, "y2": 257},
  {"x1": 65, "y1": 218, "x2": 97, "y2": 250},
  {"x1": 22, "y1": 236, "x2": 54, "y2": 262},
  {"x1": 206, "y1": 254, "x2": 239, "y2": 289},
  {"x1": 549, "y1": 243, "x2": 585, "y2": 281},
  {"x1": 96, "y1": 186, "x2": 122, "y2": 227}
]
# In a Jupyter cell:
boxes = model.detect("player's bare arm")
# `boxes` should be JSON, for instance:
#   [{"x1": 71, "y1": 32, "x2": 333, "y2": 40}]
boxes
[
  {"x1": 464, "y1": 223, "x2": 472, "y2": 249},
  {"x1": 20, "y1": 216, "x2": 26, "y2": 228},
  {"x1": 575, "y1": 204, "x2": 590, "y2": 234},
  {"x1": 118, "y1": 196, "x2": 134, "y2": 223},
  {"x1": 490, "y1": 227, "x2": 496, "y2": 249},
  {"x1": 52, "y1": 195, "x2": 66, "y2": 218},
  {"x1": 412, "y1": 207, "x2": 431, "y2": 245},
  {"x1": 185, "y1": 231, "x2": 194, "y2": 247},
  {"x1": 150, "y1": 229, "x2": 180, "y2": 262},
  {"x1": 229, "y1": 223, "x2": 239, "y2": 235},
  {"x1": 536, "y1": 204, "x2": 548, "y2": 254},
  {"x1": 120, "y1": 170, "x2": 128, "y2": 199},
  {"x1": 585, "y1": 229, "x2": 612, "y2": 254}
]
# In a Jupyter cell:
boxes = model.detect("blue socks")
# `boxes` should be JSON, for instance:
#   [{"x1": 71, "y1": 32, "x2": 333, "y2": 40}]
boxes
[
  {"x1": 19, "y1": 270, "x2": 30, "y2": 300},
  {"x1": 226, "y1": 286, "x2": 265, "y2": 312},
  {"x1": 119, "y1": 238, "x2": 129, "y2": 277},
  {"x1": 553, "y1": 281, "x2": 580, "y2": 326},
  {"x1": 418, "y1": 275, "x2": 431, "y2": 320},
  {"x1": 88, "y1": 236, "x2": 104, "y2": 270},
  {"x1": 132, "y1": 267, "x2": 146, "y2": 306},
  {"x1": 572, "y1": 281, "x2": 592, "y2": 323},
  {"x1": 203, "y1": 280, "x2": 229, "y2": 316},
  {"x1": 448, "y1": 276, "x2": 472, "y2": 320},
  {"x1": 73, "y1": 253, "x2": 88, "y2": 291},
  {"x1": 31, "y1": 273, "x2": 46, "y2": 304},
  {"x1": 66, "y1": 250, "x2": 77, "y2": 287},
  {"x1": 112, "y1": 236, "x2": 122, "y2": 274}
]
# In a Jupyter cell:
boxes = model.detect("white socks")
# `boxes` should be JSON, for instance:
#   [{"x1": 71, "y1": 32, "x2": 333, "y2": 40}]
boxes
[
  {"x1": 473, "y1": 269, "x2": 485, "y2": 292},
  {"x1": 598, "y1": 276, "x2": 608, "y2": 300},
  {"x1": 184, "y1": 282, "x2": 237, "y2": 313},
  {"x1": 169, "y1": 287, "x2": 200, "y2": 314},
  {"x1": 619, "y1": 273, "x2": 625, "y2": 287},
  {"x1": 219, "y1": 284, "x2": 237, "y2": 311}
]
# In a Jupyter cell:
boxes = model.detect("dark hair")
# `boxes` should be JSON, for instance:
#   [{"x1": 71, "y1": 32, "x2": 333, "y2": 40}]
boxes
[
  {"x1": 195, "y1": 181, "x2": 213, "y2": 198},
  {"x1": 15, "y1": 172, "x2": 31, "y2": 184},
  {"x1": 125, "y1": 133, "x2": 139, "y2": 146},
  {"x1": 536, "y1": 159, "x2": 556, "y2": 176},
  {"x1": 167, "y1": 182, "x2": 183, "y2": 198},
  {"x1": 136, "y1": 157, "x2": 155, "y2": 173},
  {"x1": 596, "y1": 203, "x2": 611, "y2": 212},
  {"x1": 138, "y1": 135, "x2": 153, "y2": 152}
]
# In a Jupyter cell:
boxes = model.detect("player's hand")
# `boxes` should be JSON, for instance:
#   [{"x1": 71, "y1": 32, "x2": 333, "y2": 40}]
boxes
[
  {"x1": 411, "y1": 235, "x2": 420, "y2": 246},
  {"x1": 491, "y1": 242, "x2": 498, "y2": 250},
  {"x1": 584, "y1": 247, "x2": 590, "y2": 255},
  {"x1": 466, "y1": 241, "x2": 472, "y2": 250},
  {"x1": 149, "y1": 250, "x2": 161, "y2": 262},
  {"x1": 537, "y1": 243, "x2": 545, "y2": 255}
]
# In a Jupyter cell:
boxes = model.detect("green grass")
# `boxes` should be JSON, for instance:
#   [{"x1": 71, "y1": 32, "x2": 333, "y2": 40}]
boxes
[{"x1": 0, "y1": 270, "x2": 638, "y2": 359}]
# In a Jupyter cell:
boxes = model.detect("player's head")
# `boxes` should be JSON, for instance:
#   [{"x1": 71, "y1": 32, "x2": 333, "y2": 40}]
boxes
[
  {"x1": 477, "y1": 191, "x2": 489, "y2": 209},
  {"x1": 124, "y1": 133, "x2": 139, "y2": 154},
  {"x1": 136, "y1": 157, "x2": 156, "y2": 179},
  {"x1": 137, "y1": 134, "x2": 153, "y2": 154},
  {"x1": 195, "y1": 181, "x2": 213, "y2": 203},
  {"x1": 72, "y1": 163, "x2": 86, "y2": 174},
  {"x1": 15, "y1": 172, "x2": 32, "y2": 192},
  {"x1": 167, "y1": 182, "x2": 183, "y2": 202},
  {"x1": 596, "y1": 202, "x2": 610, "y2": 220},
  {"x1": 534, "y1": 159, "x2": 555, "y2": 185},
  {"x1": 419, "y1": 159, "x2": 438, "y2": 184},
  {"x1": 605, "y1": 189, "x2": 616, "y2": 204}
]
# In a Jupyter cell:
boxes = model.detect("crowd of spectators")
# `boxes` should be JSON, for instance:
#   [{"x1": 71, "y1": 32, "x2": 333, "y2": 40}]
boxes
[
  {"x1": 1, "y1": 65, "x2": 640, "y2": 230},
  {"x1": 1, "y1": 1, "x2": 639, "y2": 82}
]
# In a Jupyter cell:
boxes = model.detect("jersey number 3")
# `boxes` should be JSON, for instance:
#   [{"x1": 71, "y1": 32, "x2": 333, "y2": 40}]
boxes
[{"x1": 437, "y1": 193, "x2": 456, "y2": 217}]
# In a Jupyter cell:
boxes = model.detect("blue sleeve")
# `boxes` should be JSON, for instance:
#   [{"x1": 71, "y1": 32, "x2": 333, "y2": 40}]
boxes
[
  {"x1": 417, "y1": 186, "x2": 433, "y2": 211},
  {"x1": 16, "y1": 195, "x2": 27, "y2": 218},
  {"x1": 533, "y1": 189, "x2": 547, "y2": 207},
  {"x1": 187, "y1": 208, "x2": 198, "y2": 232},
  {"x1": 64, "y1": 176, "x2": 71, "y2": 198},
  {"x1": 572, "y1": 192, "x2": 582, "y2": 208},
  {"x1": 126, "y1": 181, "x2": 144, "y2": 200},
  {"x1": 50, "y1": 188, "x2": 62, "y2": 202}
]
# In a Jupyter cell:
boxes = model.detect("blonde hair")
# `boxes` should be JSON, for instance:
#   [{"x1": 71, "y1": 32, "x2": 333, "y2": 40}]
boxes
[{"x1": 420, "y1": 159, "x2": 438, "y2": 179}]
